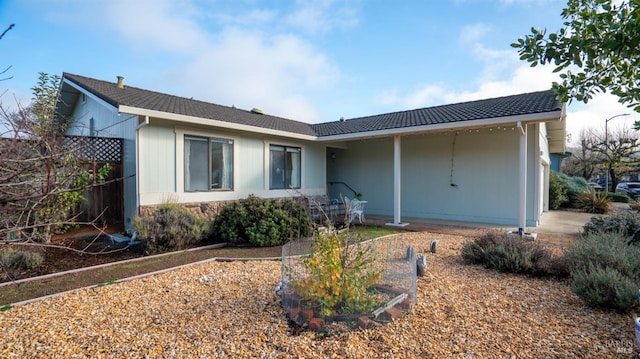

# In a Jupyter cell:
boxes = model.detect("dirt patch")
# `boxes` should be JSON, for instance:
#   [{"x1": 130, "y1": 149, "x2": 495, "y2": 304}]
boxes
[{"x1": 1, "y1": 230, "x2": 141, "y2": 283}]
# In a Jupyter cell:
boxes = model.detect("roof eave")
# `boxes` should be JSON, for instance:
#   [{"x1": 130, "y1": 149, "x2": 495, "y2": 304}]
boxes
[
  {"x1": 118, "y1": 105, "x2": 319, "y2": 141},
  {"x1": 61, "y1": 78, "x2": 119, "y2": 114},
  {"x1": 316, "y1": 109, "x2": 564, "y2": 142}
]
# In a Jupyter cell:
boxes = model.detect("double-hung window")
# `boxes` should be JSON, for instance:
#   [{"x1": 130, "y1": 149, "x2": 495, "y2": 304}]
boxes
[
  {"x1": 270, "y1": 145, "x2": 301, "y2": 189},
  {"x1": 184, "y1": 135, "x2": 233, "y2": 191}
]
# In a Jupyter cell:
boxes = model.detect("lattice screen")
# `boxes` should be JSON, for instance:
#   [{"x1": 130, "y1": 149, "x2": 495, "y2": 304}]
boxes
[{"x1": 64, "y1": 136, "x2": 123, "y2": 163}]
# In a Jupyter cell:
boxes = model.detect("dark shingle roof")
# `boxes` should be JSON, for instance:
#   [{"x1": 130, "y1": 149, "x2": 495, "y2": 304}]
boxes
[
  {"x1": 311, "y1": 90, "x2": 562, "y2": 137},
  {"x1": 62, "y1": 73, "x2": 317, "y2": 137},
  {"x1": 62, "y1": 73, "x2": 562, "y2": 139}
]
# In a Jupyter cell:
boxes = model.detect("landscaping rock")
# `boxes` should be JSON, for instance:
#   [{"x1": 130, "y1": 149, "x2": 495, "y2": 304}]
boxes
[
  {"x1": 417, "y1": 253, "x2": 426, "y2": 276},
  {"x1": 0, "y1": 232, "x2": 634, "y2": 357}
]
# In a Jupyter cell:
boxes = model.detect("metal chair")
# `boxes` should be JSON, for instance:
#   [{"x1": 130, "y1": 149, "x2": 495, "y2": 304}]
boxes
[{"x1": 349, "y1": 198, "x2": 365, "y2": 224}]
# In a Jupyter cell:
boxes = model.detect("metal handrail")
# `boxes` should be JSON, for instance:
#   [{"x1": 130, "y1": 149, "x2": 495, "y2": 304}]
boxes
[{"x1": 328, "y1": 181, "x2": 359, "y2": 197}]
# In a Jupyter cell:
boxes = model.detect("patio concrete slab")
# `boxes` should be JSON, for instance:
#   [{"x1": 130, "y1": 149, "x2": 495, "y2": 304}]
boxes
[{"x1": 365, "y1": 202, "x2": 632, "y2": 237}]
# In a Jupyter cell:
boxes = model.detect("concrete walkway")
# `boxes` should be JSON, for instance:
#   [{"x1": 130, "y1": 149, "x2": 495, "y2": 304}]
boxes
[{"x1": 364, "y1": 202, "x2": 631, "y2": 236}]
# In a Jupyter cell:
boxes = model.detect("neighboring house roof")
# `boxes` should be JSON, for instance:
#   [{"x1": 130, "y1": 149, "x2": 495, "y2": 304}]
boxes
[{"x1": 58, "y1": 73, "x2": 564, "y2": 140}]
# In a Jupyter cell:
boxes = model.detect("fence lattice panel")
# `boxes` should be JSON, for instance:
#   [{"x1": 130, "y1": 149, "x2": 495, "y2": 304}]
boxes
[{"x1": 63, "y1": 136, "x2": 122, "y2": 163}]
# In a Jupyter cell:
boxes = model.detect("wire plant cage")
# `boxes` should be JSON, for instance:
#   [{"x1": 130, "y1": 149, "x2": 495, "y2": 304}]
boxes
[{"x1": 280, "y1": 230, "x2": 417, "y2": 333}]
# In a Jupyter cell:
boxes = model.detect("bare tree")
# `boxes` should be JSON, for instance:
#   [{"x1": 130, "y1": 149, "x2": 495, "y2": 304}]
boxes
[
  {"x1": 582, "y1": 126, "x2": 640, "y2": 190},
  {"x1": 562, "y1": 129, "x2": 603, "y2": 179},
  {"x1": 0, "y1": 24, "x2": 15, "y2": 81},
  {"x1": 0, "y1": 73, "x2": 111, "y2": 244}
]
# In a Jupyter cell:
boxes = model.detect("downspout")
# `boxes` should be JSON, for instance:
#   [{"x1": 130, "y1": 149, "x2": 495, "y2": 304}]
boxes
[
  {"x1": 517, "y1": 121, "x2": 527, "y2": 236},
  {"x1": 136, "y1": 115, "x2": 150, "y2": 130}
]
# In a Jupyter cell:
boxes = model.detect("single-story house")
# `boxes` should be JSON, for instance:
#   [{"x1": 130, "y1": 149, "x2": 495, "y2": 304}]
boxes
[{"x1": 57, "y1": 73, "x2": 566, "y2": 235}]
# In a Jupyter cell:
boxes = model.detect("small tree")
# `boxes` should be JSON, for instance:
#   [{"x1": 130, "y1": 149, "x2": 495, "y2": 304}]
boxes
[{"x1": 0, "y1": 73, "x2": 111, "y2": 243}]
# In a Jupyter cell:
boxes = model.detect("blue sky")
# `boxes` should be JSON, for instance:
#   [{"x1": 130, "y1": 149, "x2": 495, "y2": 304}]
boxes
[{"x1": 1, "y1": 0, "x2": 638, "y2": 145}]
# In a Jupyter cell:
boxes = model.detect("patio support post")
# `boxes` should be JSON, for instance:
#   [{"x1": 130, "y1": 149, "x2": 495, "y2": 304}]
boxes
[
  {"x1": 518, "y1": 121, "x2": 527, "y2": 235},
  {"x1": 386, "y1": 135, "x2": 409, "y2": 227}
]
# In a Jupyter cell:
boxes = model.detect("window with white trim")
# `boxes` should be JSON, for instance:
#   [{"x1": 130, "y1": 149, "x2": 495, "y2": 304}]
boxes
[
  {"x1": 270, "y1": 145, "x2": 301, "y2": 189},
  {"x1": 184, "y1": 135, "x2": 233, "y2": 191}
]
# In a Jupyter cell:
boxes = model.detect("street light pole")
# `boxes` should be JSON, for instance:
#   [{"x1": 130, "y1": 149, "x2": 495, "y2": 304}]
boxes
[{"x1": 604, "y1": 113, "x2": 630, "y2": 192}]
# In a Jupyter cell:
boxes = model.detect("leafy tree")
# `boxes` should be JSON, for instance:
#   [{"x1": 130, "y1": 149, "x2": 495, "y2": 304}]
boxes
[{"x1": 512, "y1": 1, "x2": 640, "y2": 111}]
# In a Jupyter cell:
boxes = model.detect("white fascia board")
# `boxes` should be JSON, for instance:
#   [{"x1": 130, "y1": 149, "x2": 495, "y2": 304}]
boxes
[
  {"x1": 118, "y1": 105, "x2": 318, "y2": 141},
  {"x1": 62, "y1": 79, "x2": 118, "y2": 114},
  {"x1": 316, "y1": 110, "x2": 564, "y2": 142}
]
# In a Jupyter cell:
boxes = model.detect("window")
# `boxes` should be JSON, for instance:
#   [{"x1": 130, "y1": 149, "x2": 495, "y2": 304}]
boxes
[
  {"x1": 184, "y1": 135, "x2": 233, "y2": 191},
  {"x1": 270, "y1": 145, "x2": 301, "y2": 189}
]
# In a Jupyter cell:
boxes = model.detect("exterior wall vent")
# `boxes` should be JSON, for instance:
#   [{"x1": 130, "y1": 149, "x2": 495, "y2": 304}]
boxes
[{"x1": 251, "y1": 108, "x2": 264, "y2": 115}]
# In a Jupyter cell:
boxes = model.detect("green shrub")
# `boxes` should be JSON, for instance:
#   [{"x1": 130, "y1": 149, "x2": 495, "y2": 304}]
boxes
[
  {"x1": 606, "y1": 192, "x2": 630, "y2": 203},
  {"x1": 483, "y1": 244, "x2": 533, "y2": 273},
  {"x1": 563, "y1": 231, "x2": 640, "y2": 312},
  {"x1": 582, "y1": 211, "x2": 640, "y2": 245},
  {"x1": 565, "y1": 231, "x2": 640, "y2": 277},
  {"x1": 574, "y1": 189, "x2": 612, "y2": 214},
  {"x1": 210, "y1": 195, "x2": 313, "y2": 247},
  {"x1": 558, "y1": 173, "x2": 589, "y2": 204},
  {"x1": 571, "y1": 265, "x2": 639, "y2": 312},
  {"x1": 291, "y1": 229, "x2": 381, "y2": 317},
  {"x1": 549, "y1": 170, "x2": 568, "y2": 209},
  {"x1": 133, "y1": 204, "x2": 208, "y2": 254},
  {"x1": 460, "y1": 231, "x2": 561, "y2": 276},
  {"x1": 0, "y1": 248, "x2": 44, "y2": 270}
]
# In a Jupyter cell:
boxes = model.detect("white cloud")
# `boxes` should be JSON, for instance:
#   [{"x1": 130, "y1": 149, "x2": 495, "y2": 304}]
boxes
[
  {"x1": 373, "y1": 29, "x2": 639, "y2": 147},
  {"x1": 64, "y1": 0, "x2": 344, "y2": 123},
  {"x1": 211, "y1": 9, "x2": 278, "y2": 28},
  {"x1": 106, "y1": 0, "x2": 209, "y2": 54},
  {"x1": 164, "y1": 28, "x2": 340, "y2": 123},
  {"x1": 373, "y1": 61, "x2": 558, "y2": 110},
  {"x1": 285, "y1": 0, "x2": 361, "y2": 35},
  {"x1": 564, "y1": 95, "x2": 639, "y2": 145},
  {"x1": 458, "y1": 23, "x2": 492, "y2": 44}
]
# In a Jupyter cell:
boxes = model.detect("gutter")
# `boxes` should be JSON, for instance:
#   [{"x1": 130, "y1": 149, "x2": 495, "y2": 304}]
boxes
[
  {"x1": 316, "y1": 110, "x2": 564, "y2": 142},
  {"x1": 120, "y1": 105, "x2": 318, "y2": 141},
  {"x1": 136, "y1": 115, "x2": 150, "y2": 130}
]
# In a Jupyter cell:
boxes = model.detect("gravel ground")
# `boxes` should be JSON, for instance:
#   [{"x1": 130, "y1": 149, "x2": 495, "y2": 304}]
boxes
[{"x1": 1, "y1": 232, "x2": 638, "y2": 358}]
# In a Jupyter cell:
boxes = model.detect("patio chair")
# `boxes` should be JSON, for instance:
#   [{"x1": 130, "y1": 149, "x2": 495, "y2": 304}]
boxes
[{"x1": 349, "y1": 198, "x2": 365, "y2": 224}]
